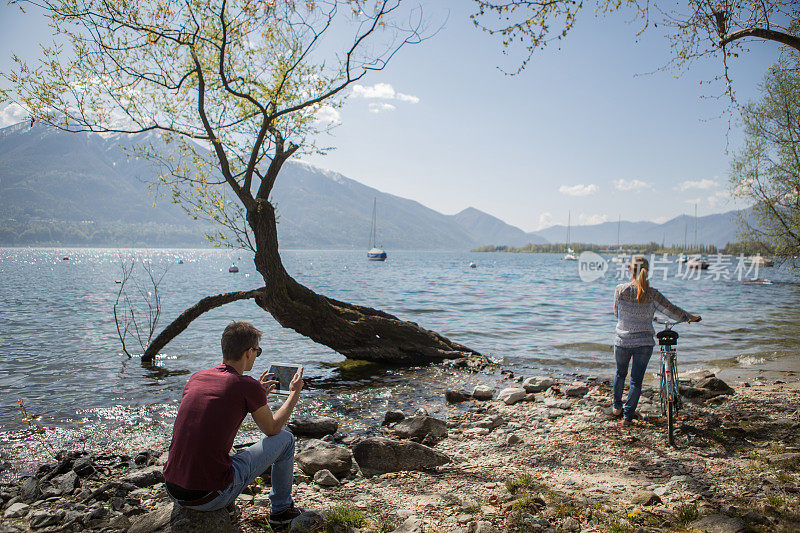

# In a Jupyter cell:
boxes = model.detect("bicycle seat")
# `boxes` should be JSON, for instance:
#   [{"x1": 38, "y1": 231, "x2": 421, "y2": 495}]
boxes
[{"x1": 657, "y1": 329, "x2": 679, "y2": 346}]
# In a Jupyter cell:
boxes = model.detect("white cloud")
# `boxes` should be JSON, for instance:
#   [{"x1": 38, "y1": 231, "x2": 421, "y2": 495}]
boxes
[
  {"x1": 396, "y1": 93, "x2": 420, "y2": 104},
  {"x1": 651, "y1": 215, "x2": 670, "y2": 224},
  {"x1": 678, "y1": 178, "x2": 718, "y2": 191},
  {"x1": 368, "y1": 102, "x2": 396, "y2": 114},
  {"x1": 578, "y1": 213, "x2": 608, "y2": 225},
  {"x1": 684, "y1": 197, "x2": 702, "y2": 205},
  {"x1": 314, "y1": 105, "x2": 341, "y2": 124},
  {"x1": 613, "y1": 178, "x2": 651, "y2": 192},
  {"x1": 707, "y1": 190, "x2": 730, "y2": 209},
  {"x1": 0, "y1": 103, "x2": 27, "y2": 127},
  {"x1": 559, "y1": 183, "x2": 599, "y2": 196},
  {"x1": 352, "y1": 83, "x2": 419, "y2": 104},
  {"x1": 535, "y1": 212, "x2": 554, "y2": 230}
]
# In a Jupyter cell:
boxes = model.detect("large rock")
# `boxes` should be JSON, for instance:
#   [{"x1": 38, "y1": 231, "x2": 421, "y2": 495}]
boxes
[
  {"x1": 19, "y1": 477, "x2": 40, "y2": 503},
  {"x1": 543, "y1": 398, "x2": 571, "y2": 410},
  {"x1": 3, "y1": 502, "x2": 29, "y2": 519},
  {"x1": 631, "y1": 490, "x2": 661, "y2": 506},
  {"x1": 382, "y1": 410, "x2": 406, "y2": 426},
  {"x1": 287, "y1": 416, "x2": 338, "y2": 438},
  {"x1": 313, "y1": 469, "x2": 339, "y2": 487},
  {"x1": 295, "y1": 439, "x2": 352, "y2": 477},
  {"x1": 28, "y1": 510, "x2": 65, "y2": 529},
  {"x1": 57, "y1": 471, "x2": 80, "y2": 494},
  {"x1": 129, "y1": 503, "x2": 235, "y2": 533},
  {"x1": 564, "y1": 385, "x2": 589, "y2": 398},
  {"x1": 445, "y1": 390, "x2": 472, "y2": 404},
  {"x1": 697, "y1": 376, "x2": 734, "y2": 396},
  {"x1": 392, "y1": 517, "x2": 424, "y2": 532},
  {"x1": 122, "y1": 466, "x2": 164, "y2": 487},
  {"x1": 352, "y1": 437, "x2": 450, "y2": 478},
  {"x1": 766, "y1": 453, "x2": 800, "y2": 465},
  {"x1": 522, "y1": 377, "x2": 554, "y2": 393},
  {"x1": 472, "y1": 386, "x2": 495, "y2": 401},
  {"x1": 393, "y1": 416, "x2": 448, "y2": 443},
  {"x1": 497, "y1": 387, "x2": 526, "y2": 405},
  {"x1": 688, "y1": 514, "x2": 745, "y2": 533},
  {"x1": 289, "y1": 511, "x2": 325, "y2": 532}
]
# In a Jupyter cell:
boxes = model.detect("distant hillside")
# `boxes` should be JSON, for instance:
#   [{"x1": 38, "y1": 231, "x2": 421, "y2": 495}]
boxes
[
  {"x1": 533, "y1": 210, "x2": 751, "y2": 249},
  {"x1": 0, "y1": 123, "x2": 541, "y2": 249},
  {"x1": 451, "y1": 207, "x2": 547, "y2": 247},
  {"x1": 0, "y1": 122, "x2": 750, "y2": 249}
]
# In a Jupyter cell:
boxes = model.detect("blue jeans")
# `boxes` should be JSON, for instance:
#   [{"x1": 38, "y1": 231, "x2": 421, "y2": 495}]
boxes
[
  {"x1": 168, "y1": 430, "x2": 295, "y2": 512},
  {"x1": 613, "y1": 345, "x2": 654, "y2": 421}
]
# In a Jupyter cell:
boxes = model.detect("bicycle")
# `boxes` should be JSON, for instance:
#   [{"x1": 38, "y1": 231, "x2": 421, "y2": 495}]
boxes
[{"x1": 655, "y1": 319, "x2": 688, "y2": 447}]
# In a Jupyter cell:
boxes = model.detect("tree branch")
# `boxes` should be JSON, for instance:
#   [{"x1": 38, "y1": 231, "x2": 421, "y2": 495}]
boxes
[
  {"x1": 142, "y1": 287, "x2": 266, "y2": 363},
  {"x1": 721, "y1": 27, "x2": 800, "y2": 52}
]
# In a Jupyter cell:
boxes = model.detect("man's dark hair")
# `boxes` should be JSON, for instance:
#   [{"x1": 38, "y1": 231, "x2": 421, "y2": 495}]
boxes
[{"x1": 221, "y1": 321, "x2": 262, "y2": 361}]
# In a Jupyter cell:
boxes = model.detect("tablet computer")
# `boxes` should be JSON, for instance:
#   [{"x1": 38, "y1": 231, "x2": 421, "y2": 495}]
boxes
[{"x1": 266, "y1": 363, "x2": 303, "y2": 395}]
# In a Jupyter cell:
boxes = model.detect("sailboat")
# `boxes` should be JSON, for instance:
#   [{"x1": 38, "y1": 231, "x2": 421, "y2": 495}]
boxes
[
  {"x1": 367, "y1": 198, "x2": 387, "y2": 261},
  {"x1": 611, "y1": 215, "x2": 625, "y2": 263},
  {"x1": 563, "y1": 212, "x2": 577, "y2": 261}
]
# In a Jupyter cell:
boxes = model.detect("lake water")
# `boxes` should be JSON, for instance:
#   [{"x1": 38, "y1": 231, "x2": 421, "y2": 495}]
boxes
[{"x1": 1, "y1": 248, "x2": 798, "y2": 474}]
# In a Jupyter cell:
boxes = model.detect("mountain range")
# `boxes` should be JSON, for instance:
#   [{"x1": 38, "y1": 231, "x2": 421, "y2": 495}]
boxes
[{"x1": 0, "y1": 122, "x2": 747, "y2": 248}]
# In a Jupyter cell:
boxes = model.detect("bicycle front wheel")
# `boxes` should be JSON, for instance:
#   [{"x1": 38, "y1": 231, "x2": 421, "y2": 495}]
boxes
[{"x1": 667, "y1": 398, "x2": 675, "y2": 447}]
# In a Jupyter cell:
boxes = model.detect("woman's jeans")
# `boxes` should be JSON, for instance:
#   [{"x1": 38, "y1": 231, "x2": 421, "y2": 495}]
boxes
[
  {"x1": 167, "y1": 429, "x2": 295, "y2": 512},
  {"x1": 613, "y1": 345, "x2": 654, "y2": 421}
]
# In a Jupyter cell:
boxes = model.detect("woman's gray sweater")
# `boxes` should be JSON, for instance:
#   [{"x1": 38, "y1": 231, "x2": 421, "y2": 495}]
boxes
[{"x1": 614, "y1": 282, "x2": 690, "y2": 347}]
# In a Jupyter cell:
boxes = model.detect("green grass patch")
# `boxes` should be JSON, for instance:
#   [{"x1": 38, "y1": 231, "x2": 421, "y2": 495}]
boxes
[
  {"x1": 767, "y1": 495, "x2": 786, "y2": 508},
  {"x1": 512, "y1": 492, "x2": 545, "y2": 513},
  {"x1": 506, "y1": 473, "x2": 535, "y2": 494},
  {"x1": 776, "y1": 471, "x2": 793, "y2": 483},
  {"x1": 603, "y1": 519, "x2": 635, "y2": 533},
  {"x1": 325, "y1": 505, "x2": 366, "y2": 531},
  {"x1": 674, "y1": 502, "x2": 699, "y2": 526}
]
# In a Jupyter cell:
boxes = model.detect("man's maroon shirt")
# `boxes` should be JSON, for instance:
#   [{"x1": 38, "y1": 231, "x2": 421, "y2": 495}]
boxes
[{"x1": 163, "y1": 363, "x2": 267, "y2": 490}]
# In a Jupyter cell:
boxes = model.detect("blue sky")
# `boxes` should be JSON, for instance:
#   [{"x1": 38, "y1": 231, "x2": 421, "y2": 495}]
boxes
[{"x1": 0, "y1": 1, "x2": 783, "y2": 232}]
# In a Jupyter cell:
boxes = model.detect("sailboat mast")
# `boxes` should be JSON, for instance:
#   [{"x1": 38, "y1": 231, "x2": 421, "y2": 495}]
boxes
[
  {"x1": 694, "y1": 203, "x2": 698, "y2": 249},
  {"x1": 617, "y1": 215, "x2": 621, "y2": 251},
  {"x1": 566, "y1": 211, "x2": 571, "y2": 249},
  {"x1": 371, "y1": 198, "x2": 377, "y2": 248}
]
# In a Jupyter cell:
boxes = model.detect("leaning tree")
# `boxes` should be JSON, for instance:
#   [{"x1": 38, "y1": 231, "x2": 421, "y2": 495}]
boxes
[{"x1": 4, "y1": 0, "x2": 488, "y2": 366}]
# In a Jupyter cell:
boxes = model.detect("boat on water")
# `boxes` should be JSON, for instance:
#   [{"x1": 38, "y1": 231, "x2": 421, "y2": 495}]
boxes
[
  {"x1": 228, "y1": 265, "x2": 239, "y2": 273},
  {"x1": 367, "y1": 198, "x2": 387, "y2": 261},
  {"x1": 687, "y1": 257, "x2": 709, "y2": 270},
  {"x1": 746, "y1": 254, "x2": 774, "y2": 267},
  {"x1": 676, "y1": 253, "x2": 688, "y2": 263},
  {"x1": 562, "y1": 212, "x2": 577, "y2": 261}
]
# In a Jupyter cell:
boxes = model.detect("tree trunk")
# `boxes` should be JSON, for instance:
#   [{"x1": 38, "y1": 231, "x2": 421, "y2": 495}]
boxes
[
  {"x1": 243, "y1": 198, "x2": 488, "y2": 366},
  {"x1": 142, "y1": 199, "x2": 489, "y2": 368}
]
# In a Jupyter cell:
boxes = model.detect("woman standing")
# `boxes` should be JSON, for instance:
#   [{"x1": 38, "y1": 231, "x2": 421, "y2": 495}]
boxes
[{"x1": 613, "y1": 256, "x2": 700, "y2": 425}]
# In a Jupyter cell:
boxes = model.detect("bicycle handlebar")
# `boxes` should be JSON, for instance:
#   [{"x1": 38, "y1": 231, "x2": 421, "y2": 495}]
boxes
[{"x1": 653, "y1": 317, "x2": 701, "y2": 327}]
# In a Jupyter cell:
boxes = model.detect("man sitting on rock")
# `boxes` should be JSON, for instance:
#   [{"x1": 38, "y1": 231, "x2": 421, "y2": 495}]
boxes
[{"x1": 163, "y1": 321, "x2": 304, "y2": 528}]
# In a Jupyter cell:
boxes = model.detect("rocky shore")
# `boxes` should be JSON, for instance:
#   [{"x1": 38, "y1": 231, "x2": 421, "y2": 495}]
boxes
[{"x1": 2, "y1": 369, "x2": 799, "y2": 532}]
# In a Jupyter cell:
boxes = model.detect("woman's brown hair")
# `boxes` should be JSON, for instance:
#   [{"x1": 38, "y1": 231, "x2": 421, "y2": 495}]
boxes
[{"x1": 630, "y1": 255, "x2": 650, "y2": 303}]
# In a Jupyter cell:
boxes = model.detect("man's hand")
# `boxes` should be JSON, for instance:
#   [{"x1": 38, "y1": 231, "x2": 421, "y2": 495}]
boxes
[
  {"x1": 258, "y1": 371, "x2": 279, "y2": 395},
  {"x1": 289, "y1": 367, "x2": 304, "y2": 395}
]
